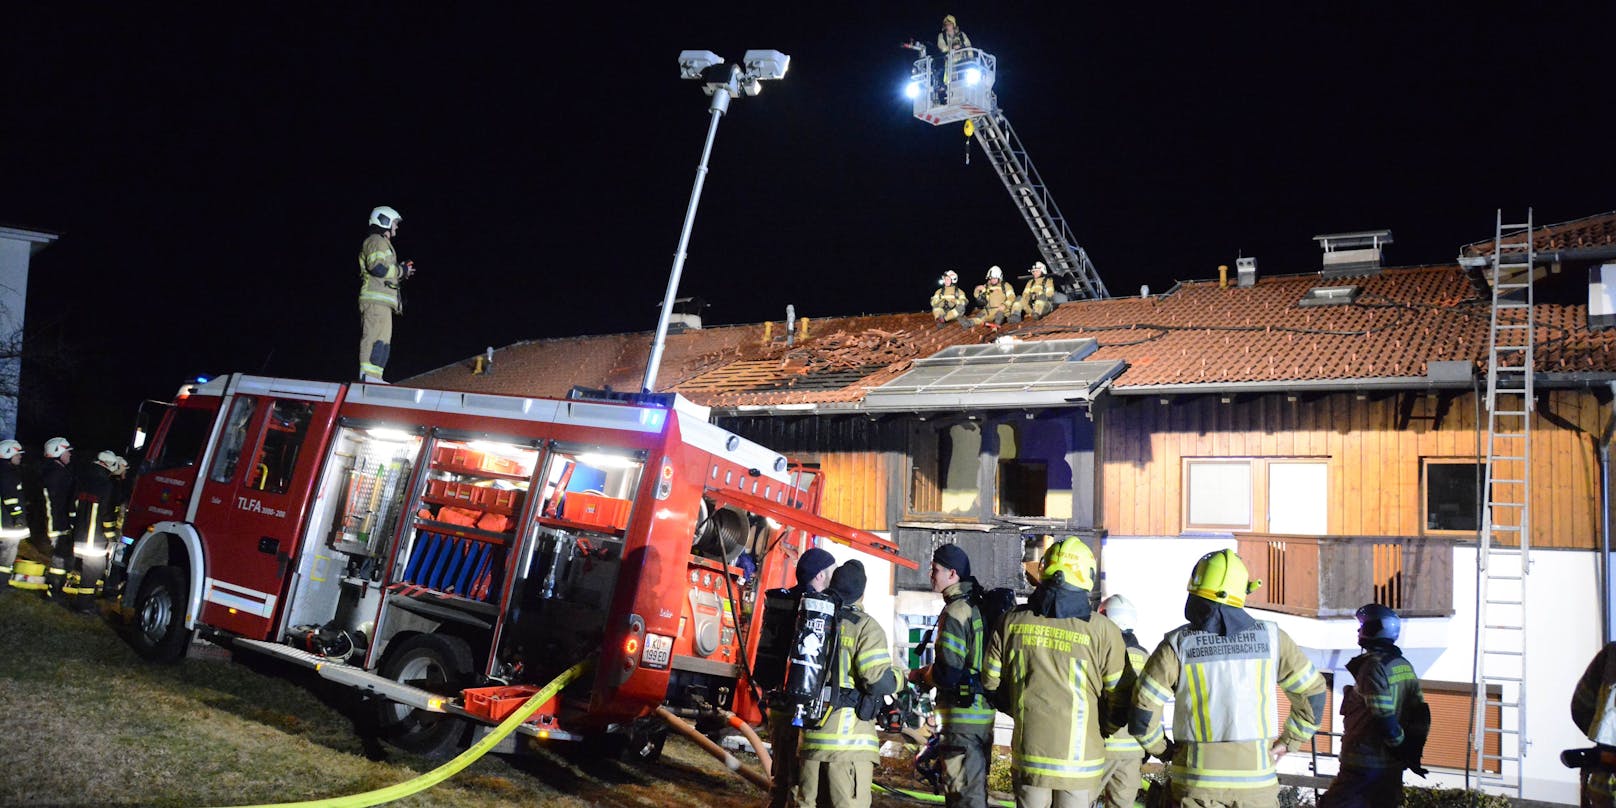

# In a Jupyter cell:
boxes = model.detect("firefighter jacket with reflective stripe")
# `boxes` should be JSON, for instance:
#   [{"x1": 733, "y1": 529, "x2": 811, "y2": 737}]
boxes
[
  {"x1": 801, "y1": 606, "x2": 897, "y2": 763},
  {"x1": 41, "y1": 459, "x2": 74, "y2": 538},
  {"x1": 982, "y1": 607, "x2": 1128, "y2": 791},
  {"x1": 931, "y1": 285, "x2": 967, "y2": 316},
  {"x1": 973, "y1": 281, "x2": 1015, "y2": 314},
  {"x1": 1104, "y1": 642, "x2": 1150, "y2": 755},
  {"x1": 1019, "y1": 276, "x2": 1056, "y2": 310},
  {"x1": 1133, "y1": 621, "x2": 1325, "y2": 791},
  {"x1": 937, "y1": 28, "x2": 971, "y2": 55},
  {"x1": 357, "y1": 233, "x2": 402, "y2": 311},
  {"x1": 1339, "y1": 648, "x2": 1425, "y2": 769},
  {"x1": 72, "y1": 465, "x2": 120, "y2": 550},
  {"x1": 0, "y1": 461, "x2": 26, "y2": 539},
  {"x1": 932, "y1": 580, "x2": 994, "y2": 735}
]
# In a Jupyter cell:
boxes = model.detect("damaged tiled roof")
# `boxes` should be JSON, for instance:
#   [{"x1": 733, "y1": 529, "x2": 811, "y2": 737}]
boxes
[
  {"x1": 1462, "y1": 210, "x2": 1616, "y2": 257},
  {"x1": 405, "y1": 263, "x2": 1616, "y2": 407}
]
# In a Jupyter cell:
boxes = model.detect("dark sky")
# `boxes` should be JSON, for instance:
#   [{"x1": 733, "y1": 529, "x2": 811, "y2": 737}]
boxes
[{"x1": 4, "y1": 4, "x2": 1614, "y2": 450}]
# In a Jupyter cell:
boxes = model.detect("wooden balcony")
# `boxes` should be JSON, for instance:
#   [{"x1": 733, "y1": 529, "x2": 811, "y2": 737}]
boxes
[{"x1": 1236, "y1": 534, "x2": 1456, "y2": 619}]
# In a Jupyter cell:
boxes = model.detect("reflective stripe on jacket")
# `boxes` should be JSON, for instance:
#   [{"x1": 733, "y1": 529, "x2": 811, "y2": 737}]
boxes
[
  {"x1": 800, "y1": 606, "x2": 895, "y2": 762},
  {"x1": 982, "y1": 607, "x2": 1127, "y2": 790},
  {"x1": 357, "y1": 233, "x2": 401, "y2": 311},
  {"x1": 1104, "y1": 644, "x2": 1150, "y2": 754},
  {"x1": 1340, "y1": 649, "x2": 1424, "y2": 769},
  {"x1": 1020, "y1": 276, "x2": 1055, "y2": 308},
  {"x1": 934, "y1": 580, "x2": 994, "y2": 733},
  {"x1": 41, "y1": 460, "x2": 74, "y2": 537},
  {"x1": 931, "y1": 286, "x2": 967, "y2": 314},
  {"x1": 1134, "y1": 620, "x2": 1325, "y2": 790}
]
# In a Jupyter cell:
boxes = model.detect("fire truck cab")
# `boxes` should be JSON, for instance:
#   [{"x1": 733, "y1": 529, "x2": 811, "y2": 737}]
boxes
[{"x1": 116, "y1": 374, "x2": 911, "y2": 756}]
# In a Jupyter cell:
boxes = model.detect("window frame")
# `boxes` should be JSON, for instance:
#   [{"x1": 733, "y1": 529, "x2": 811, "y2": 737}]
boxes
[
  {"x1": 1181, "y1": 456, "x2": 1330, "y2": 534},
  {"x1": 1183, "y1": 458, "x2": 1255, "y2": 530},
  {"x1": 1422, "y1": 458, "x2": 1483, "y2": 536}
]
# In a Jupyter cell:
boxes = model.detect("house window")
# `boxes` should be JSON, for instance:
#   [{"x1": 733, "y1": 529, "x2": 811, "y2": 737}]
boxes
[
  {"x1": 908, "y1": 422, "x2": 981, "y2": 515},
  {"x1": 996, "y1": 423, "x2": 1048, "y2": 517},
  {"x1": 1424, "y1": 460, "x2": 1481, "y2": 533},
  {"x1": 1185, "y1": 460, "x2": 1252, "y2": 529}
]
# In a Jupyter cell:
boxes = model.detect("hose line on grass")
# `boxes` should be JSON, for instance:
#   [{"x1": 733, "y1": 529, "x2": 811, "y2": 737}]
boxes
[
  {"x1": 873, "y1": 780, "x2": 1146, "y2": 808},
  {"x1": 232, "y1": 659, "x2": 594, "y2": 808}
]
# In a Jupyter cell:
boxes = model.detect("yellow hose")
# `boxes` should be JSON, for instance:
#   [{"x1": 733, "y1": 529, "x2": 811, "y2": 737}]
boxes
[{"x1": 232, "y1": 659, "x2": 593, "y2": 808}]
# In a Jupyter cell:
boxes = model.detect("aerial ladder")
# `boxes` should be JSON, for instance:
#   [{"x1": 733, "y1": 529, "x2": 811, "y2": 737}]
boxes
[{"x1": 904, "y1": 44, "x2": 1110, "y2": 301}]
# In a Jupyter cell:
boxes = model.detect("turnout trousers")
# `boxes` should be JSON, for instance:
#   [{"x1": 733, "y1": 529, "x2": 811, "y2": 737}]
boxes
[{"x1": 359, "y1": 302, "x2": 393, "y2": 380}]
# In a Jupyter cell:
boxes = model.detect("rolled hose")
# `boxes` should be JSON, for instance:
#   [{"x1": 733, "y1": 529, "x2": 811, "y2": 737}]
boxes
[
  {"x1": 656, "y1": 706, "x2": 773, "y2": 791},
  {"x1": 236, "y1": 659, "x2": 594, "y2": 808}
]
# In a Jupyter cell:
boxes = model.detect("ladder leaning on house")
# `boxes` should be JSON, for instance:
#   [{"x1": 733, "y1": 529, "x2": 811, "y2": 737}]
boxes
[{"x1": 1471, "y1": 208, "x2": 1535, "y2": 798}]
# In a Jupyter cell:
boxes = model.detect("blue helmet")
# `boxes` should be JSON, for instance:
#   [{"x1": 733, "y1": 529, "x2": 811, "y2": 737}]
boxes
[{"x1": 1355, "y1": 603, "x2": 1401, "y2": 642}]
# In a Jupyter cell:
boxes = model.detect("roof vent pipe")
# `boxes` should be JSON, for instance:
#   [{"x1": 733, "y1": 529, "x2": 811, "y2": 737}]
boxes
[
  {"x1": 1237, "y1": 257, "x2": 1257, "y2": 288},
  {"x1": 1218, "y1": 264, "x2": 1229, "y2": 289},
  {"x1": 785, "y1": 304, "x2": 796, "y2": 346}
]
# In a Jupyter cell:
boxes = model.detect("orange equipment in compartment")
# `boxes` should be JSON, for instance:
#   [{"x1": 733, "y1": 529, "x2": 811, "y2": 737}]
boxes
[{"x1": 561, "y1": 491, "x2": 630, "y2": 530}]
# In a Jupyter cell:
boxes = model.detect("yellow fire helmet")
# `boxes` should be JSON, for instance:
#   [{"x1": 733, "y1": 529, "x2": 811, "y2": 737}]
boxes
[
  {"x1": 1041, "y1": 536, "x2": 1096, "y2": 590},
  {"x1": 1187, "y1": 549, "x2": 1262, "y2": 607},
  {"x1": 943, "y1": 14, "x2": 957, "y2": 26}
]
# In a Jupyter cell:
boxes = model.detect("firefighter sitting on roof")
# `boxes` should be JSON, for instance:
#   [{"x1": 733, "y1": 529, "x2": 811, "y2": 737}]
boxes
[
  {"x1": 1011, "y1": 261, "x2": 1056, "y2": 322},
  {"x1": 931, "y1": 270, "x2": 968, "y2": 326},
  {"x1": 965, "y1": 266, "x2": 1014, "y2": 329}
]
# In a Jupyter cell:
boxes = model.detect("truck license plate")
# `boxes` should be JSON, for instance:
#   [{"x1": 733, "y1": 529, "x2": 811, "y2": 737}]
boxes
[{"x1": 642, "y1": 633, "x2": 672, "y2": 669}]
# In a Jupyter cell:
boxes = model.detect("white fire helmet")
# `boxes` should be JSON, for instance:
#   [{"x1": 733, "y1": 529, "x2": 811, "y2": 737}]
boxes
[
  {"x1": 369, "y1": 206, "x2": 402, "y2": 230},
  {"x1": 96, "y1": 451, "x2": 129, "y2": 476},
  {"x1": 0, "y1": 440, "x2": 20, "y2": 460},
  {"x1": 941, "y1": 270, "x2": 958, "y2": 285},
  {"x1": 43, "y1": 437, "x2": 72, "y2": 459},
  {"x1": 1100, "y1": 594, "x2": 1138, "y2": 632},
  {"x1": 1030, "y1": 261, "x2": 1047, "y2": 276},
  {"x1": 986, "y1": 266, "x2": 1003, "y2": 281}
]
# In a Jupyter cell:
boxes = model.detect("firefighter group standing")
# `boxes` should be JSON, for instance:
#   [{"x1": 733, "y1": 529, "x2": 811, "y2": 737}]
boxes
[{"x1": 0, "y1": 435, "x2": 128, "y2": 607}]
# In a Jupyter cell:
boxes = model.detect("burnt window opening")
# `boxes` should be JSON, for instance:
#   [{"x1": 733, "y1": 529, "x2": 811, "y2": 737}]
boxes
[
  {"x1": 908, "y1": 422, "x2": 981, "y2": 515},
  {"x1": 1425, "y1": 460, "x2": 1481, "y2": 533},
  {"x1": 994, "y1": 418, "x2": 1075, "y2": 519}
]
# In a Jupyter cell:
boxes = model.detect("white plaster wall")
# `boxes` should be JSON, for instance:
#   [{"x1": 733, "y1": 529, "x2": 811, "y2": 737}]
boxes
[{"x1": 0, "y1": 237, "x2": 29, "y2": 439}]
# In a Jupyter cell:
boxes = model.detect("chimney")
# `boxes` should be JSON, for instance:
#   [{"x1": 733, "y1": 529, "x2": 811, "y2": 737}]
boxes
[
  {"x1": 1313, "y1": 230, "x2": 1392, "y2": 278},
  {"x1": 664, "y1": 296, "x2": 706, "y2": 332},
  {"x1": 1236, "y1": 256, "x2": 1257, "y2": 288}
]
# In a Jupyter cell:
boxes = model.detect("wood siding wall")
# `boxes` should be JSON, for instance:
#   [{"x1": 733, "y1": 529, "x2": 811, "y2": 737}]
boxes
[
  {"x1": 1100, "y1": 390, "x2": 1610, "y2": 550},
  {"x1": 720, "y1": 416, "x2": 903, "y2": 532}
]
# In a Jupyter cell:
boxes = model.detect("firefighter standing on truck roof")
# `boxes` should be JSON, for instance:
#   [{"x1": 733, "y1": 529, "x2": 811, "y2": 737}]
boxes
[
  {"x1": 358, "y1": 205, "x2": 412, "y2": 383},
  {"x1": 41, "y1": 436, "x2": 76, "y2": 597},
  {"x1": 1573, "y1": 641, "x2": 1616, "y2": 808},
  {"x1": 908, "y1": 544, "x2": 992, "y2": 808},
  {"x1": 1320, "y1": 604, "x2": 1430, "y2": 808},
  {"x1": 766, "y1": 547, "x2": 837, "y2": 808},
  {"x1": 1131, "y1": 549, "x2": 1327, "y2": 808},
  {"x1": 0, "y1": 440, "x2": 28, "y2": 588},
  {"x1": 800, "y1": 560, "x2": 899, "y2": 808},
  {"x1": 64, "y1": 451, "x2": 128, "y2": 610},
  {"x1": 1096, "y1": 594, "x2": 1149, "y2": 808},
  {"x1": 982, "y1": 536, "x2": 1127, "y2": 808}
]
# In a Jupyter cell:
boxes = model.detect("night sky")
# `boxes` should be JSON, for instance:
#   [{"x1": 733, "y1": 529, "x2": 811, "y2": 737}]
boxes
[{"x1": 4, "y1": 4, "x2": 1613, "y2": 452}]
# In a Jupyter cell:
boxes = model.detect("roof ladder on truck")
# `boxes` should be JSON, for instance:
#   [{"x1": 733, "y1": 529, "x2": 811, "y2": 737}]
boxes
[
  {"x1": 1471, "y1": 208, "x2": 1534, "y2": 800},
  {"x1": 903, "y1": 45, "x2": 1109, "y2": 301}
]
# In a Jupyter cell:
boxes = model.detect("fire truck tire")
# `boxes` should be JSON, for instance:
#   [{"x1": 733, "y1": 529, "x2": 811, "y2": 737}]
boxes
[
  {"x1": 129, "y1": 565, "x2": 193, "y2": 663},
  {"x1": 375, "y1": 633, "x2": 474, "y2": 758}
]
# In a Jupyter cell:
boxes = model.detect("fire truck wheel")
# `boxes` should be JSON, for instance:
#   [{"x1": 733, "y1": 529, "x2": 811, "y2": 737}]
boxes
[
  {"x1": 375, "y1": 633, "x2": 474, "y2": 758},
  {"x1": 129, "y1": 566, "x2": 192, "y2": 663}
]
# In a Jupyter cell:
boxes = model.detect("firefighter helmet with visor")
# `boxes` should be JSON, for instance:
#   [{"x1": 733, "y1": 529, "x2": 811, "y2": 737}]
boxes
[
  {"x1": 96, "y1": 451, "x2": 128, "y2": 476},
  {"x1": 0, "y1": 440, "x2": 20, "y2": 460},
  {"x1": 368, "y1": 206, "x2": 402, "y2": 230},
  {"x1": 1041, "y1": 536, "x2": 1096, "y2": 590},
  {"x1": 1355, "y1": 603, "x2": 1401, "y2": 642},
  {"x1": 1186, "y1": 549, "x2": 1261, "y2": 608},
  {"x1": 43, "y1": 437, "x2": 72, "y2": 459},
  {"x1": 1101, "y1": 593, "x2": 1138, "y2": 632}
]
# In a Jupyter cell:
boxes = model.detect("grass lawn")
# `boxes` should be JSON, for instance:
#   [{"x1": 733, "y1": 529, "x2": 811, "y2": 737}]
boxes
[{"x1": 0, "y1": 577, "x2": 844, "y2": 808}]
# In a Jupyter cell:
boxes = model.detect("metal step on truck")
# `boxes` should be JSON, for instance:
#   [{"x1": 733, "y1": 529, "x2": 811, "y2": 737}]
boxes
[{"x1": 112, "y1": 373, "x2": 913, "y2": 758}]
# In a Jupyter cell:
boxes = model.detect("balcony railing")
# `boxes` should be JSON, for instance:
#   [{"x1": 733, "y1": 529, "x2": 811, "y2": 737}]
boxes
[{"x1": 1235, "y1": 534, "x2": 1456, "y2": 619}]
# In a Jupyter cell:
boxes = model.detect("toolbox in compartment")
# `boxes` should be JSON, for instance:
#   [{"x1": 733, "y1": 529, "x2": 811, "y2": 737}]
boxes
[{"x1": 561, "y1": 492, "x2": 630, "y2": 530}]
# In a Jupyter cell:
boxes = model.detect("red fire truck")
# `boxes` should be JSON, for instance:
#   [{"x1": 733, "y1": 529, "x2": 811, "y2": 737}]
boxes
[{"x1": 115, "y1": 374, "x2": 912, "y2": 757}]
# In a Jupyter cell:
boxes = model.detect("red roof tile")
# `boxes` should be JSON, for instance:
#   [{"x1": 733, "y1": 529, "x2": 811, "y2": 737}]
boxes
[{"x1": 405, "y1": 264, "x2": 1616, "y2": 405}]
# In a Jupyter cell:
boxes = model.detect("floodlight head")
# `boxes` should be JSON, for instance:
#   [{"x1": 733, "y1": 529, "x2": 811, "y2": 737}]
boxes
[
  {"x1": 679, "y1": 50, "x2": 724, "y2": 79},
  {"x1": 742, "y1": 49, "x2": 790, "y2": 81},
  {"x1": 904, "y1": 81, "x2": 921, "y2": 99}
]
